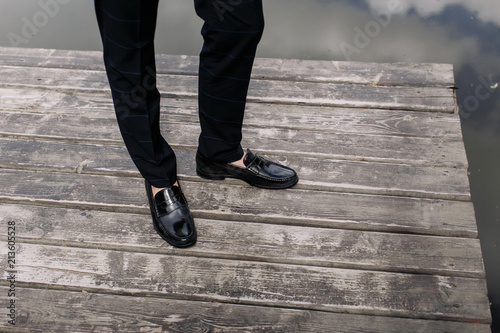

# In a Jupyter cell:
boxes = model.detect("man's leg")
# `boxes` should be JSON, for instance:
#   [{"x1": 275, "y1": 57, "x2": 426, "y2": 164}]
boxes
[
  {"x1": 194, "y1": 0, "x2": 298, "y2": 189},
  {"x1": 194, "y1": 0, "x2": 265, "y2": 163},
  {"x1": 95, "y1": 0, "x2": 177, "y2": 189},
  {"x1": 95, "y1": 0, "x2": 196, "y2": 248}
]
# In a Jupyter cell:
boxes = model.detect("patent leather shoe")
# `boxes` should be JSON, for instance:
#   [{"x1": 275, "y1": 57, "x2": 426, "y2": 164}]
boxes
[
  {"x1": 196, "y1": 149, "x2": 298, "y2": 189},
  {"x1": 145, "y1": 180, "x2": 197, "y2": 248}
]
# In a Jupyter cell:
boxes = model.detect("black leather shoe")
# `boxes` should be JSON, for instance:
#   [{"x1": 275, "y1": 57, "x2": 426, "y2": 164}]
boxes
[
  {"x1": 145, "y1": 180, "x2": 197, "y2": 248},
  {"x1": 196, "y1": 149, "x2": 298, "y2": 189}
]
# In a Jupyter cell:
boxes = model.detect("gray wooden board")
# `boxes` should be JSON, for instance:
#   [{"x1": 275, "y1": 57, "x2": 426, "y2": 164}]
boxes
[
  {"x1": 0, "y1": 47, "x2": 455, "y2": 87},
  {"x1": 0, "y1": 65, "x2": 456, "y2": 112},
  {"x1": 0, "y1": 138, "x2": 471, "y2": 200},
  {"x1": 0, "y1": 111, "x2": 469, "y2": 168},
  {"x1": 0, "y1": 87, "x2": 464, "y2": 139},
  {"x1": 0, "y1": 287, "x2": 490, "y2": 333},
  {"x1": 0, "y1": 47, "x2": 489, "y2": 327},
  {"x1": 0, "y1": 203, "x2": 485, "y2": 278},
  {"x1": 0, "y1": 169, "x2": 478, "y2": 237},
  {"x1": 0, "y1": 241, "x2": 491, "y2": 322}
]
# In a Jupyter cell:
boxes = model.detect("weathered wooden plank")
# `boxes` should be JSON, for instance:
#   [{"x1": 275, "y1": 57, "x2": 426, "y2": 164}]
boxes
[
  {"x1": 0, "y1": 204, "x2": 485, "y2": 278},
  {"x1": 0, "y1": 65, "x2": 456, "y2": 112},
  {"x1": 0, "y1": 87, "x2": 464, "y2": 139},
  {"x1": 0, "y1": 111, "x2": 469, "y2": 168},
  {"x1": 0, "y1": 138, "x2": 471, "y2": 200},
  {"x1": 0, "y1": 47, "x2": 455, "y2": 87},
  {"x1": 0, "y1": 47, "x2": 489, "y2": 329},
  {"x1": 0, "y1": 287, "x2": 489, "y2": 333},
  {"x1": 0, "y1": 169, "x2": 478, "y2": 237},
  {"x1": 0, "y1": 242, "x2": 491, "y2": 322}
]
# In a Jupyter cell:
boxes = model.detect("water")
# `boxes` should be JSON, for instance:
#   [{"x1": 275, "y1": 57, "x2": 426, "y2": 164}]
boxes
[{"x1": 1, "y1": 0, "x2": 499, "y2": 329}]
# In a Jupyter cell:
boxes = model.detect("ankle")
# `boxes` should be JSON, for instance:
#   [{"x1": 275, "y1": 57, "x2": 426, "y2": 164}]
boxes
[
  {"x1": 229, "y1": 151, "x2": 247, "y2": 168},
  {"x1": 152, "y1": 181, "x2": 179, "y2": 197}
]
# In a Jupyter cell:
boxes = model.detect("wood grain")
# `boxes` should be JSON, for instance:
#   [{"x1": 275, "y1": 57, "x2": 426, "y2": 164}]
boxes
[
  {"x1": 0, "y1": 47, "x2": 490, "y2": 329},
  {"x1": 0, "y1": 87, "x2": 463, "y2": 139},
  {"x1": 0, "y1": 204, "x2": 484, "y2": 278},
  {"x1": 0, "y1": 287, "x2": 489, "y2": 333},
  {"x1": 0, "y1": 65, "x2": 456, "y2": 112},
  {"x1": 0, "y1": 138, "x2": 471, "y2": 200},
  {"x1": 0, "y1": 46, "x2": 455, "y2": 87},
  {"x1": 0, "y1": 242, "x2": 491, "y2": 322},
  {"x1": 0, "y1": 111, "x2": 469, "y2": 168},
  {"x1": 0, "y1": 169, "x2": 478, "y2": 237}
]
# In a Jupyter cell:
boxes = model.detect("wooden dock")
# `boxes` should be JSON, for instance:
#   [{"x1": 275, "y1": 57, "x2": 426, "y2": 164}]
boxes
[{"x1": 0, "y1": 47, "x2": 492, "y2": 332}]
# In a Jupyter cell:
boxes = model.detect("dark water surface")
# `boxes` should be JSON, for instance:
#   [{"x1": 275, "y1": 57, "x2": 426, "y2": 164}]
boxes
[{"x1": 1, "y1": 0, "x2": 499, "y2": 330}]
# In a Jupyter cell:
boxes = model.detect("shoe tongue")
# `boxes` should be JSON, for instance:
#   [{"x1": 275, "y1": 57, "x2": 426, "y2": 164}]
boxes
[{"x1": 243, "y1": 149, "x2": 256, "y2": 166}]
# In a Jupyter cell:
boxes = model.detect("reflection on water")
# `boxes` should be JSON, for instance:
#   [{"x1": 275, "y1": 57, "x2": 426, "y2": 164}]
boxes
[{"x1": 1, "y1": 0, "x2": 499, "y2": 329}]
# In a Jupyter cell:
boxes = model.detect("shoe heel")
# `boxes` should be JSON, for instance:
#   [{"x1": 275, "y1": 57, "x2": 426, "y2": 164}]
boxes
[{"x1": 196, "y1": 169, "x2": 226, "y2": 180}]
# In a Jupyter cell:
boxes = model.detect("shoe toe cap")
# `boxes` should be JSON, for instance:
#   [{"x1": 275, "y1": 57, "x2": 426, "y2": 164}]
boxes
[
  {"x1": 159, "y1": 207, "x2": 195, "y2": 240},
  {"x1": 268, "y1": 164, "x2": 296, "y2": 179}
]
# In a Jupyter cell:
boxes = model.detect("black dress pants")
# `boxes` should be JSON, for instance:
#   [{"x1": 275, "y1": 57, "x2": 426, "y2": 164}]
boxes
[{"x1": 95, "y1": 0, "x2": 264, "y2": 188}]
